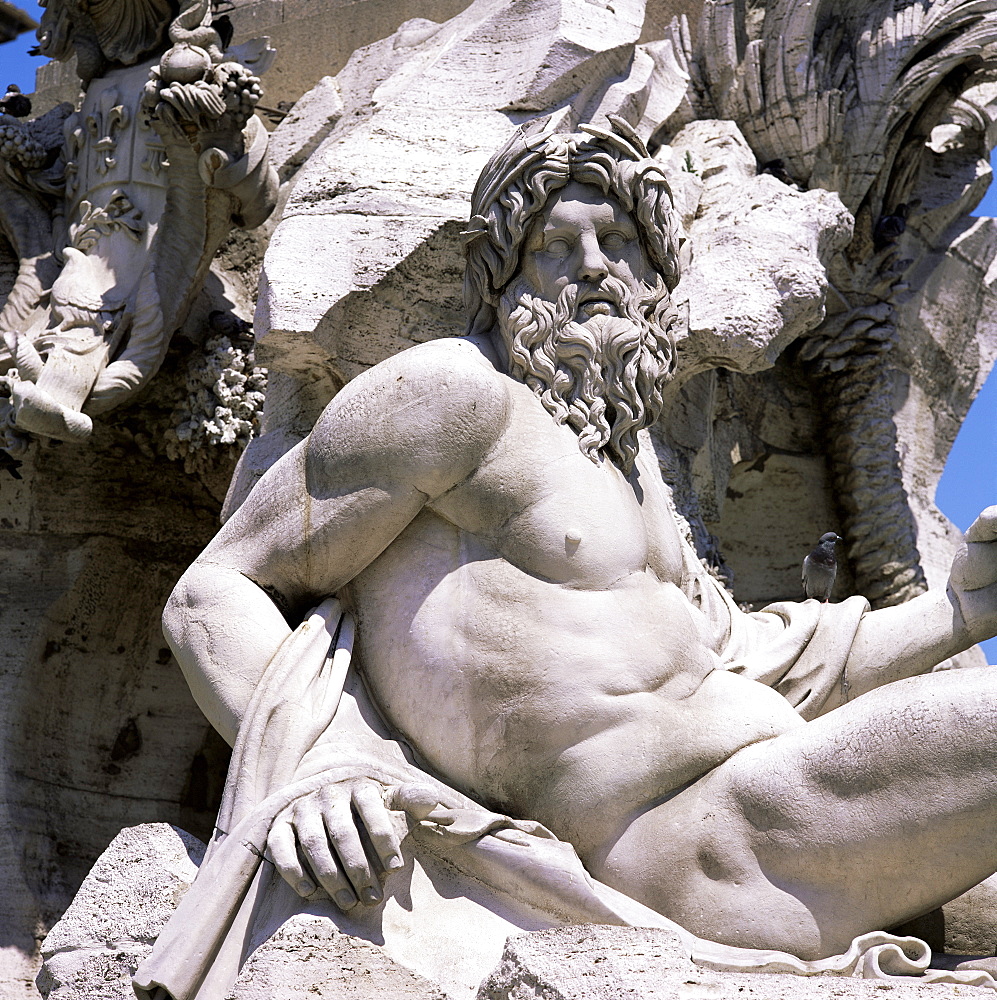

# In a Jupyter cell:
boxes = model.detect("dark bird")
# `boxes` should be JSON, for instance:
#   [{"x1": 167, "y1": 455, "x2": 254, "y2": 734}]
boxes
[
  {"x1": 212, "y1": 15, "x2": 235, "y2": 50},
  {"x1": 873, "y1": 204, "x2": 908, "y2": 251},
  {"x1": 802, "y1": 532, "x2": 841, "y2": 602},
  {"x1": 0, "y1": 450, "x2": 22, "y2": 480},
  {"x1": 760, "y1": 158, "x2": 798, "y2": 187},
  {"x1": 0, "y1": 85, "x2": 31, "y2": 119}
]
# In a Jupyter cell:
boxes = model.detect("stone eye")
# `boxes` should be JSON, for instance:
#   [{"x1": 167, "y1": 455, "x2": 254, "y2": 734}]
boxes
[
  {"x1": 600, "y1": 230, "x2": 627, "y2": 251},
  {"x1": 544, "y1": 237, "x2": 572, "y2": 258}
]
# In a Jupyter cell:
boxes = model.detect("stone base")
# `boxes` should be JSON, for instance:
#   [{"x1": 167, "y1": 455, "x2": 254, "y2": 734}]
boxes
[
  {"x1": 477, "y1": 926, "x2": 997, "y2": 1000},
  {"x1": 36, "y1": 824, "x2": 448, "y2": 1000},
  {"x1": 37, "y1": 823, "x2": 997, "y2": 1000},
  {"x1": 36, "y1": 824, "x2": 205, "y2": 1000}
]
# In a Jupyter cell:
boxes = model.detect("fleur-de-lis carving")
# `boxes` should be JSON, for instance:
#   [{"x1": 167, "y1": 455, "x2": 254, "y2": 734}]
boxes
[
  {"x1": 68, "y1": 188, "x2": 147, "y2": 254},
  {"x1": 85, "y1": 89, "x2": 129, "y2": 176},
  {"x1": 142, "y1": 143, "x2": 169, "y2": 176}
]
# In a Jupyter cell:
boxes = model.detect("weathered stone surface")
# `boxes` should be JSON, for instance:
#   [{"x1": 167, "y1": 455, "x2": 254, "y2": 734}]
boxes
[
  {"x1": 36, "y1": 824, "x2": 202, "y2": 999},
  {"x1": 946, "y1": 875, "x2": 997, "y2": 957},
  {"x1": 0, "y1": 249, "x2": 241, "y2": 994},
  {"x1": 477, "y1": 926, "x2": 997, "y2": 1000},
  {"x1": 35, "y1": 822, "x2": 446, "y2": 1000},
  {"x1": 29, "y1": 0, "x2": 705, "y2": 118},
  {"x1": 682, "y1": 0, "x2": 997, "y2": 619},
  {"x1": 231, "y1": 0, "x2": 667, "y2": 509},
  {"x1": 666, "y1": 119, "x2": 853, "y2": 378},
  {"x1": 234, "y1": 0, "x2": 852, "y2": 522},
  {"x1": 477, "y1": 926, "x2": 696, "y2": 999},
  {"x1": 17, "y1": 2, "x2": 997, "y2": 999},
  {"x1": 233, "y1": 915, "x2": 448, "y2": 1000},
  {"x1": 43, "y1": 827, "x2": 997, "y2": 1000}
]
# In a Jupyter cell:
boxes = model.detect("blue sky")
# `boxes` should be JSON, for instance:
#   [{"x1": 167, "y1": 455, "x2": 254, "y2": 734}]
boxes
[
  {"x1": 2, "y1": 12, "x2": 996, "y2": 656},
  {"x1": 1, "y1": 1, "x2": 42, "y2": 93}
]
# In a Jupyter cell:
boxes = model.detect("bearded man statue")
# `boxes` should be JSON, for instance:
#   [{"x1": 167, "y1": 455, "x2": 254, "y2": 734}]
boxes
[
  {"x1": 134, "y1": 117, "x2": 997, "y2": 1000},
  {"x1": 466, "y1": 117, "x2": 680, "y2": 472}
]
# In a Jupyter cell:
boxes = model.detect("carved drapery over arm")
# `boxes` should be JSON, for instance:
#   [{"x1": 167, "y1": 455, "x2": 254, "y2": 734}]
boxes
[{"x1": 675, "y1": 528, "x2": 869, "y2": 718}]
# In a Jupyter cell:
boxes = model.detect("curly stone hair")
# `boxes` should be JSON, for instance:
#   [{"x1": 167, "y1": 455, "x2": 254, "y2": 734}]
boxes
[{"x1": 462, "y1": 115, "x2": 682, "y2": 341}]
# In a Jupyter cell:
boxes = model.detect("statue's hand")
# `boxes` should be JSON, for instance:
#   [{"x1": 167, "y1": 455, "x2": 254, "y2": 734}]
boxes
[
  {"x1": 267, "y1": 778, "x2": 457, "y2": 910},
  {"x1": 268, "y1": 777, "x2": 404, "y2": 910},
  {"x1": 949, "y1": 506, "x2": 997, "y2": 641}
]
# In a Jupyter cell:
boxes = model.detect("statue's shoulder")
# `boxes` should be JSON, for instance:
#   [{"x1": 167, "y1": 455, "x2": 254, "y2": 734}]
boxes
[
  {"x1": 382, "y1": 337, "x2": 507, "y2": 390},
  {"x1": 353, "y1": 336, "x2": 508, "y2": 415},
  {"x1": 308, "y1": 337, "x2": 511, "y2": 492}
]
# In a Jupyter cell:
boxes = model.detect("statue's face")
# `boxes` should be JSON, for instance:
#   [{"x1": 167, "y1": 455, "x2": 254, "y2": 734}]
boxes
[{"x1": 521, "y1": 180, "x2": 653, "y2": 317}]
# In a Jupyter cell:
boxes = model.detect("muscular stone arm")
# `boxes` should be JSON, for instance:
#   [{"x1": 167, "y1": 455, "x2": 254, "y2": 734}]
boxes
[
  {"x1": 164, "y1": 340, "x2": 510, "y2": 746},
  {"x1": 834, "y1": 589, "x2": 971, "y2": 702},
  {"x1": 829, "y1": 507, "x2": 997, "y2": 704}
]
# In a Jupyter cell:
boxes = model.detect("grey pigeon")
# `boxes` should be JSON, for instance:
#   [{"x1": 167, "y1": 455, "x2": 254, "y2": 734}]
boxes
[
  {"x1": 802, "y1": 532, "x2": 840, "y2": 602},
  {"x1": 0, "y1": 85, "x2": 31, "y2": 119},
  {"x1": 873, "y1": 203, "x2": 908, "y2": 250}
]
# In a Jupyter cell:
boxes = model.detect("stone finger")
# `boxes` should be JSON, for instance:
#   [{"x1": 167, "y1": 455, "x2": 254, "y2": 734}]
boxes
[
  {"x1": 294, "y1": 807, "x2": 358, "y2": 910},
  {"x1": 268, "y1": 811, "x2": 314, "y2": 897},
  {"x1": 353, "y1": 781, "x2": 403, "y2": 872},
  {"x1": 322, "y1": 797, "x2": 381, "y2": 906}
]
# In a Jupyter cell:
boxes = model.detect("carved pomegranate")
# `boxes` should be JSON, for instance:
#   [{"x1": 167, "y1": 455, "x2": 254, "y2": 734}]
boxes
[{"x1": 159, "y1": 43, "x2": 211, "y2": 84}]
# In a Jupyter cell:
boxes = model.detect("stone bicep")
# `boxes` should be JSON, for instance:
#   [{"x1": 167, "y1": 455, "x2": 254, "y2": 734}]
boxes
[{"x1": 306, "y1": 345, "x2": 510, "y2": 501}]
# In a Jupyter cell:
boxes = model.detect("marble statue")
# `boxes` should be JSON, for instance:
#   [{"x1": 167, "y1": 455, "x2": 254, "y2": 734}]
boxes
[
  {"x1": 133, "y1": 116, "x2": 997, "y2": 999},
  {"x1": 0, "y1": 0, "x2": 277, "y2": 450}
]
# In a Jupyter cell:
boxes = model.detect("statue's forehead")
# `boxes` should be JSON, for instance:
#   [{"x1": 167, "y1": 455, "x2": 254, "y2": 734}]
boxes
[{"x1": 534, "y1": 181, "x2": 629, "y2": 230}]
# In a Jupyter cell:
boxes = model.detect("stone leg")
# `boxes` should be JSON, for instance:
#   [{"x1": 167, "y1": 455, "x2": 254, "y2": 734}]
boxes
[{"x1": 596, "y1": 667, "x2": 997, "y2": 960}]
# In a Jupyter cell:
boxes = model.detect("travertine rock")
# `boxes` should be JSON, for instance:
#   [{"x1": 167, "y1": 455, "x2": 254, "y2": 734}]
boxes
[
  {"x1": 233, "y1": 0, "x2": 665, "y2": 509},
  {"x1": 946, "y1": 875, "x2": 997, "y2": 957},
  {"x1": 37, "y1": 824, "x2": 203, "y2": 1000},
  {"x1": 665, "y1": 119, "x2": 853, "y2": 378},
  {"x1": 36, "y1": 823, "x2": 451, "y2": 1000},
  {"x1": 0, "y1": 232, "x2": 241, "y2": 996},
  {"x1": 28, "y1": 0, "x2": 705, "y2": 119},
  {"x1": 477, "y1": 926, "x2": 997, "y2": 1000},
  {"x1": 233, "y1": 916, "x2": 448, "y2": 1000},
  {"x1": 683, "y1": 0, "x2": 997, "y2": 615},
  {"x1": 232, "y1": 0, "x2": 853, "y2": 520}
]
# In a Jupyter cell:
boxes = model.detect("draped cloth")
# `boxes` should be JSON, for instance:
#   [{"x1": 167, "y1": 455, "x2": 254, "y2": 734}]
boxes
[{"x1": 134, "y1": 592, "x2": 997, "y2": 999}]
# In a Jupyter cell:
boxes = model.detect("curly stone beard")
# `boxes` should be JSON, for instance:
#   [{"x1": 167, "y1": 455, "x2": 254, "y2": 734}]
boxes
[{"x1": 496, "y1": 274, "x2": 676, "y2": 474}]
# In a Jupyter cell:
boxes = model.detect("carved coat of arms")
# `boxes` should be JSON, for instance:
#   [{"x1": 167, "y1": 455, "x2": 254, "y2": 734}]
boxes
[{"x1": 0, "y1": 0, "x2": 277, "y2": 450}]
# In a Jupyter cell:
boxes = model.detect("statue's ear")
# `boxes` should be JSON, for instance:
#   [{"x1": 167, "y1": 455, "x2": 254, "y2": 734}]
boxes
[{"x1": 87, "y1": 0, "x2": 174, "y2": 65}]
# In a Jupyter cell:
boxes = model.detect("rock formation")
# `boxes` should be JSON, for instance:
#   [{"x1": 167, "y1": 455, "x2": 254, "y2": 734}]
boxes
[{"x1": 3, "y1": 0, "x2": 997, "y2": 996}]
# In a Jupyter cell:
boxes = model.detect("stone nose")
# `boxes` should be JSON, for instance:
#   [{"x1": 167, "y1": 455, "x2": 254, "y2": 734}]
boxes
[{"x1": 578, "y1": 232, "x2": 609, "y2": 283}]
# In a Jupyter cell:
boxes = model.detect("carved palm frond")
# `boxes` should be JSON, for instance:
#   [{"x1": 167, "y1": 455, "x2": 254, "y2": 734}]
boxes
[
  {"x1": 697, "y1": 0, "x2": 997, "y2": 214},
  {"x1": 693, "y1": 0, "x2": 997, "y2": 608}
]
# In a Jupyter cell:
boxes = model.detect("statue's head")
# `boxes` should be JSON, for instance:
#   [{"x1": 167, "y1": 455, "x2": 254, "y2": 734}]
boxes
[
  {"x1": 35, "y1": 0, "x2": 180, "y2": 83},
  {"x1": 463, "y1": 116, "x2": 682, "y2": 473}
]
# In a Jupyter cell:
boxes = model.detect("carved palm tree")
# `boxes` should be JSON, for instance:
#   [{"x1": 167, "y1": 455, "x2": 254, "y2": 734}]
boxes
[{"x1": 691, "y1": 0, "x2": 997, "y2": 606}]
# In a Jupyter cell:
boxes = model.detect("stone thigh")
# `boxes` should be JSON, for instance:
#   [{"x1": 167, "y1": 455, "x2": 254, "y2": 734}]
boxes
[{"x1": 594, "y1": 666, "x2": 997, "y2": 959}]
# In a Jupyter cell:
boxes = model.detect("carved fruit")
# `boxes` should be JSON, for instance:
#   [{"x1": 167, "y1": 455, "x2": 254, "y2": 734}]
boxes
[{"x1": 159, "y1": 44, "x2": 212, "y2": 85}]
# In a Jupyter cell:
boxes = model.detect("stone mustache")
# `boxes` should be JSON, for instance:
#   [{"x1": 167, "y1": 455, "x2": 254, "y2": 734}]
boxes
[
  {"x1": 0, "y1": 0, "x2": 277, "y2": 451},
  {"x1": 138, "y1": 118, "x2": 997, "y2": 998}
]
